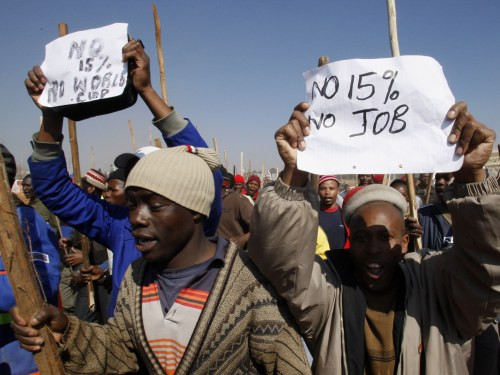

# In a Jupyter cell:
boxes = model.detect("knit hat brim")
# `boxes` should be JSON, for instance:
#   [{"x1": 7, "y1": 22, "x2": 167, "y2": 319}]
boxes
[
  {"x1": 343, "y1": 184, "x2": 407, "y2": 225},
  {"x1": 125, "y1": 146, "x2": 220, "y2": 217}
]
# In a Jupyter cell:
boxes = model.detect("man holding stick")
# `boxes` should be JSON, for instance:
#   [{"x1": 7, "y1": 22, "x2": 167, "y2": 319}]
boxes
[
  {"x1": 247, "y1": 101, "x2": 498, "y2": 374},
  {"x1": 10, "y1": 146, "x2": 311, "y2": 374},
  {"x1": 23, "y1": 39, "x2": 222, "y2": 317}
]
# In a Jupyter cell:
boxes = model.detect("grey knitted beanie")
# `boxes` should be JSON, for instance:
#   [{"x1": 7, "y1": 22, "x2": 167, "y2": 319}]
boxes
[
  {"x1": 343, "y1": 184, "x2": 407, "y2": 225},
  {"x1": 125, "y1": 145, "x2": 220, "y2": 217}
]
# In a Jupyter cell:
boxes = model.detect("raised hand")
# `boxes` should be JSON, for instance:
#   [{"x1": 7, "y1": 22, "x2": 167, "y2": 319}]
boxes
[
  {"x1": 275, "y1": 102, "x2": 310, "y2": 186},
  {"x1": 447, "y1": 102, "x2": 496, "y2": 182}
]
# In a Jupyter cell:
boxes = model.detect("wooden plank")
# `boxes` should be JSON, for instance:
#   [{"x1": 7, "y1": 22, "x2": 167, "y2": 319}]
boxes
[
  {"x1": 385, "y1": 1, "x2": 422, "y2": 250},
  {"x1": 152, "y1": 4, "x2": 169, "y2": 104},
  {"x1": 0, "y1": 153, "x2": 66, "y2": 374},
  {"x1": 58, "y1": 22, "x2": 95, "y2": 308}
]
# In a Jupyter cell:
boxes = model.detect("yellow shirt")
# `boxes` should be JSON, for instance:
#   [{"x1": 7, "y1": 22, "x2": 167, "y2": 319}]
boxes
[{"x1": 316, "y1": 226, "x2": 330, "y2": 260}]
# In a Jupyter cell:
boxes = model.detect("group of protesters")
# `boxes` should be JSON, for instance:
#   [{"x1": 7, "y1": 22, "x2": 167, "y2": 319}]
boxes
[{"x1": 0, "y1": 38, "x2": 499, "y2": 375}]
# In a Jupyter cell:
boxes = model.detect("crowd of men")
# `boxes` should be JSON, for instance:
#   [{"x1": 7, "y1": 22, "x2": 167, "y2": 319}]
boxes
[{"x1": 0, "y1": 39, "x2": 499, "y2": 375}]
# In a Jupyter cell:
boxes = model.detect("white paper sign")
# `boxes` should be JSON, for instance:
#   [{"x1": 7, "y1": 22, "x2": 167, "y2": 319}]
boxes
[
  {"x1": 39, "y1": 23, "x2": 128, "y2": 107},
  {"x1": 298, "y1": 56, "x2": 462, "y2": 175}
]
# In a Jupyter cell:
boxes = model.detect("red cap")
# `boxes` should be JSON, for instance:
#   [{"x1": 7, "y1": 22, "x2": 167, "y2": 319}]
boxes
[
  {"x1": 234, "y1": 174, "x2": 245, "y2": 184},
  {"x1": 372, "y1": 174, "x2": 385, "y2": 184},
  {"x1": 319, "y1": 175, "x2": 340, "y2": 186},
  {"x1": 247, "y1": 175, "x2": 261, "y2": 186}
]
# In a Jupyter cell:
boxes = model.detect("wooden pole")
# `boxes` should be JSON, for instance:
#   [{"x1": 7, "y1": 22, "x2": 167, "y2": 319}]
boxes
[
  {"x1": 424, "y1": 173, "x2": 434, "y2": 204},
  {"x1": 128, "y1": 120, "x2": 137, "y2": 151},
  {"x1": 223, "y1": 150, "x2": 228, "y2": 169},
  {"x1": 240, "y1": 152, "x2": 244, "y2": 175},
  {"x1": 152, "y1": 4, "x2": 169, "y2": 104},
  {"x1": 90, "y1": 146, "x2": 95, "y2": 169},
  {"x1": 149, "y1": 125, "x2": 153, "y2": 146},
  {"x1": 0, "y1": 153, "x2": 66, "y2": 374},
  {"x1": 385, "y1": 1, "x2": 421, "y2": 250},
  {"x1": 212, "y1": 137, "x2": 218, "y2": 154},
  {"x1": 58, "y1": 23, "x2": 95, "y2": 309},
  {"x1": 310, "y1": 56, "x2": 330, "y2": 192}
]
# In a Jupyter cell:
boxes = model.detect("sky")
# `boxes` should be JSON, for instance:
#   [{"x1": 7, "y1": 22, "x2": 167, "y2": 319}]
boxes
[{"x1": 1, "y1": 0, "x2": 499, "y2": 176}]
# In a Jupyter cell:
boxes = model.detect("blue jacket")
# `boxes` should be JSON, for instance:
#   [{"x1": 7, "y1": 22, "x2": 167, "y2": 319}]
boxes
[
  {"x1": 0, "y1": 206, "x2": 61, "y2": 375},
  {"x1": 28, "y1": 120, "x2": 222, "y2": 317}
]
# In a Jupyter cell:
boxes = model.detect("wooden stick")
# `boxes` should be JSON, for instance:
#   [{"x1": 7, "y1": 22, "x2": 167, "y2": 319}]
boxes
[
  {"x1": 0, "y1": 153, "x2": 66, "y2": 374},
  {"x1": 424, "y1": 173, "x2": 434, "y2": 204},
  {"x1": 149, "y1": 126, "x2": 153, "y2": 146},
  {"x1": 58, "y1": 22, "x2": 95, "y2": 309},
  {"x1": 240, "y1": 152, "x2": 244, "y2": 175},
  {"x1": 385, "y1": 2, "x2": 421, "y2": 250},
  {"x1": 152, "y1": 4, "x2": 169, "y2": 104},
  {"x1": 128, "y1": 120, "x2": 137, "y2": 151},
  {"x1": 154, "y1": 138, "x2": 163, "y2": 148},
  {"x1": 212, "y1": 137, "x2": 218, "y2": 154},
  {"x1": 310, "y1": 56, "x2": 330, "y2": 192},
  {"x1": 90, "y1": 146, "x2": 95, "y2": 169},
  {"x1": 386, "y1": 0, "x2": 400, "y2": 57}
]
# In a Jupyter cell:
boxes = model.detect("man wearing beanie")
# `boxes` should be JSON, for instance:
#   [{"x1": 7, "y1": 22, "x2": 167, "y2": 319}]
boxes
[
  {"x1": 11, "y1": 146, "x2": 311, "y2": 374},
  {"x1": 248, "y1": 101, "x2": 499, "y2": 374},
  {"x1": 246, "y1": 174, "x2": 261, "y2": 201},
  {"x1": 318, "y1": 175, "x2": 346, "y2": 251},
  {"x1": 23, "y1": 40, "x2": 222, "y2": 318},
  {"x1": 233, "y1": 173, "x2": 246, "y2": 193},
  {"x1": 103, "y1": 168, "x2": 127, "y2": 206}
]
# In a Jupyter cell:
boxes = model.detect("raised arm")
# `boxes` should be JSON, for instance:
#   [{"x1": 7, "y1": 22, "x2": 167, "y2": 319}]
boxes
[
  {"x1": 122, "y1": 39, "x2": 222, "y2": 236},
  {"x1": 247, "y1": 103, "x2": 340, "y2": 348},
  {"x1": 432, "y1": 102, "x2": 499, "y2": 338},
  {"x1": 25, "y1": 67, "x2": 129, "y2": 248}
]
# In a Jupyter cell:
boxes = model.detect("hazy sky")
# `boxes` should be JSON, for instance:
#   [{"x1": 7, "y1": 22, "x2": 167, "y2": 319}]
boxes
[{"x1": 1, "y1": 0, "x2": 498, "y2": 175}]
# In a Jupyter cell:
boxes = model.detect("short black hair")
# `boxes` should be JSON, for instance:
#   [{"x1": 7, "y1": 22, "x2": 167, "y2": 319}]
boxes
[{"x1": 390, "y1": 178, "x2": 407, "y2": 188}]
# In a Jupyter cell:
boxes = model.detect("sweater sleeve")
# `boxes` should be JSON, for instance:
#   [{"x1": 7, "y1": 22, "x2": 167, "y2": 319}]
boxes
[
  {"x1": 432, "y1": 174, "x2": 500, "y2": 339},
  {"x1": 154, "y1": 113, "x2": 222, "y2": 237},
  {"x1": 59, "y1": 265, "x2": 141, "y2": 374},
  {"x1": 247, "y1": 177, "x2": 340, "y2": 349}
]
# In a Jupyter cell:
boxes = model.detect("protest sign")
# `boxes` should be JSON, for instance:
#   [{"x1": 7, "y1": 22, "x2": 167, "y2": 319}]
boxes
[
  {"x1": 39, "y1": 23, "x2": 128, "y2": 107},
  {"x1": 298, "y1": 56, "x2": 462, "y2": 175}
]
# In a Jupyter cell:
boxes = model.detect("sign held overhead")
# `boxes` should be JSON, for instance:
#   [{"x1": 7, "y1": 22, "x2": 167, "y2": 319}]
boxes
[
  {"x1": 39, "y1": 23, "x2": 128, "y2": 107},
  {"x1": 298, "y1": 56, "x2": 462, "y2": 175}
]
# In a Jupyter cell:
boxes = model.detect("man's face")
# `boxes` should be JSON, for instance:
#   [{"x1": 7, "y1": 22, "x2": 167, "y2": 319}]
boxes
[
  {"x1": 358, "y1": 174, "x2": 373, "y2": 186},
  {"x1": 234, "y1": 182, "x2": 243, "y2": 191},
  {"x1": 434, "y1": 173, "x2": 453, "y2": 199},
  {"x1": 318, "y1": 180, "x2": 339, "y2": 208},
  {"x1": 419, "y1": 173, "x2": 430, "y2": 186},
  {"x1": 349, "y1": 201, "x2": 408, "y2": 293},
  {"x1": 127, "y1": 187, "x2": 195, "y2": 267},
  {"x1": 246, "y1": 180, "x2": 260, "y2": 196},
  {"x1": 22, "y1": 176, "x2": 34, "y2": 199},
  {"x1": 391, "y1": 183, "x2": 409, "y2": 203},
  {"x1": 104, "y1": 179, "x2": 127, "y2": 206}
]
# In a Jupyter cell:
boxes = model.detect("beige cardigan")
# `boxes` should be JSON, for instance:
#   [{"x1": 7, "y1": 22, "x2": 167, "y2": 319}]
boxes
[
  {"x1": 59, "y1": 241, "x2": 312, "y2": 374},
  {"x1": 248, "y1": 175, "x2": 500, "y2": 374}
]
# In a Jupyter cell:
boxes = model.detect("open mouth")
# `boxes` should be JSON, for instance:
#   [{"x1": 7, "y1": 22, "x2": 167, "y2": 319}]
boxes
[
  {"x1": 134, "y1": 236, "x2": 158, "y2": 253},
  {"x1": 365, "y1": 262, "x2": 384, "y2": 278}
]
